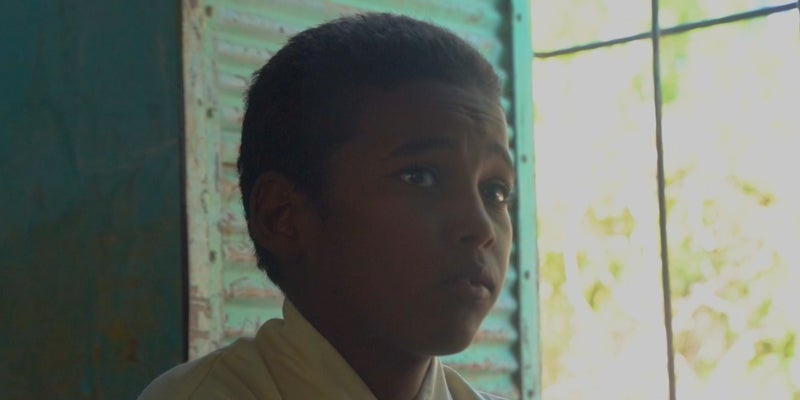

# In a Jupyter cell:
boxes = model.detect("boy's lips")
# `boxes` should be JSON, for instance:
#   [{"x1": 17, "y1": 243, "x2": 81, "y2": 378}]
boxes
[{"x1": 440, "y1": 264, "x2": 497, "y2": 301}]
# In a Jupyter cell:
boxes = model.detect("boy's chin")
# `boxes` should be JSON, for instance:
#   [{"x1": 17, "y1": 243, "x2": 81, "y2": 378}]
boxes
[{"x1": 416, "y1": 328, "x2": 481, "y2": 357}]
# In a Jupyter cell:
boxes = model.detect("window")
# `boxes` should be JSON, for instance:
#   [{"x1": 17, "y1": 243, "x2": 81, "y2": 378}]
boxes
[{"x1": 531, "y1": 2, "x2": 800, "y2": 399}]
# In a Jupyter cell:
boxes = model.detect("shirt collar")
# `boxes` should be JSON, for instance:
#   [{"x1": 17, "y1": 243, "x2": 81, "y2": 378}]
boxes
[
  {"x1": 256, "y1": 299, "x2": 457, "y2": 400},
  {"x1": 415, "y1": 357, "x2": 454, "y2": 400}
]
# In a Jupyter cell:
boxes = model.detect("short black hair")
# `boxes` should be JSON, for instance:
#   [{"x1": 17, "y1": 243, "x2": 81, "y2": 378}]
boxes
[{"x1": 238, "y1": 13, "x2": 501, "y2": 286}]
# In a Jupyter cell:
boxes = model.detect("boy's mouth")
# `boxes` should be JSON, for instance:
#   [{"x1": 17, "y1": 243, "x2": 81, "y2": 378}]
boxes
[{"x1": 441, "y1": 267, "x2": 496, "y2": 301}]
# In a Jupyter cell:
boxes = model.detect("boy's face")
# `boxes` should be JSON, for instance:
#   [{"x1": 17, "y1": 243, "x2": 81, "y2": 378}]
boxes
[{"x1": 294, "y1": 81, "x2": 513, "y2": 358}]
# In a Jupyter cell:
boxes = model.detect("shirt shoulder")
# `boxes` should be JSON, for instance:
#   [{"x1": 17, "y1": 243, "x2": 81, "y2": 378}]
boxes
[{"x1": 137, "y1": 338, "x2": 280, "y2": 400}]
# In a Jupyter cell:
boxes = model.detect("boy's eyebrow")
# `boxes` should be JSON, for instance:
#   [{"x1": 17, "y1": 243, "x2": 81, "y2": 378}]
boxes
[
  {"x1": 388, "y1": 137, "x2": 457, "y2": 158},
  {"x1": 387, "y1": 137, "x2": 514, "y2": 171}
]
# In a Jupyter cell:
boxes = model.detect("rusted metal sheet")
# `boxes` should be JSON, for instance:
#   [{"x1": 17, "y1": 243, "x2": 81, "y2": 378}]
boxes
[
  {"x1": 1, "y1": 2, "x2": 184, "y2": 398},
  {"x1": 182, "y1": 0, "x2": 536, "y2": 397},
  {"x1": 183, "y1": 0, "x2": 226, "y2": 358}
]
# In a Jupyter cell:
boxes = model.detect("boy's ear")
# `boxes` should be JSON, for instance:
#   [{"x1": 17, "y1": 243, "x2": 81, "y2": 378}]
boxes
[{"x1": 248, "y1": 172, "x2": 303, "y2": 260}]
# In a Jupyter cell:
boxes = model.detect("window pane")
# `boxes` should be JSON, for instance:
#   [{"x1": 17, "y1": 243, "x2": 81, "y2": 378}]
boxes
[
  {"x1": 531, "y1": 0, "x2": 649, "y2": 52},
  {"x1": 661, "y1": 12, "x2": 800, "y2": 400},
  {"x1": 533, "y1": 42, "x2": 670, "y2": 400},
  {"x1": 660, "y1": 0, "x2": 793, "y2": 27}
]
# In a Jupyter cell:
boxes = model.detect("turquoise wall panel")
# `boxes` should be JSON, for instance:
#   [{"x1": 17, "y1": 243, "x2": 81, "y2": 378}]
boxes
[{"x1": 0, "y1": 1, "x2": 184, "y2": 398}]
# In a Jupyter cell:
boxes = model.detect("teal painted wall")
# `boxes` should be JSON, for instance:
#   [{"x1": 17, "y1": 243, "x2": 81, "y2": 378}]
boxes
[{"x1": 0, "y1": 2, "x2": 185, "y2": 399}]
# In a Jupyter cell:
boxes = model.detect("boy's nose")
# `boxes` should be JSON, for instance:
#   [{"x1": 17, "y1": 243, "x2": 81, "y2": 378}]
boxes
[{"x1": 446, "y1": 192, "x2": 496, "y2": 249}]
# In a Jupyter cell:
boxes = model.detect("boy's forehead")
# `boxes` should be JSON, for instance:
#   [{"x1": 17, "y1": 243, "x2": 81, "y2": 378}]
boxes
[
  {"x1": 388, "y1": 81, "x2": 501, "y2": 114},
  {"x1": 329, "y1": 81, "x2": 513, "y2": 175},
  {"x1": 354, "y1": 81, "x2": 507, "y2": 140}
]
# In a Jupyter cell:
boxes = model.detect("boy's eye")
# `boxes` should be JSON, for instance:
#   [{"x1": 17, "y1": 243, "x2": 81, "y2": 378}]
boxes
[
  {"x1": 481, "y1": 181, "x2": 514, "y2": 206},
  {"x1": 398, "y1": 166, "x2": 438, "y2": 188}
]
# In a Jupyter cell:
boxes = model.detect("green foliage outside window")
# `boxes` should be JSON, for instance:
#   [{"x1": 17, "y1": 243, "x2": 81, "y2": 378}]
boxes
[{"x1": 532, "y1": 2, "x2": 800, "y2": 398}]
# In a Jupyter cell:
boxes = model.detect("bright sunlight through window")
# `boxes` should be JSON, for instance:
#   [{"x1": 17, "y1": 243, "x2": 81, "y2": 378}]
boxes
[{"x1": 532, "y1": 1, "x2": 800, "y2": 399}]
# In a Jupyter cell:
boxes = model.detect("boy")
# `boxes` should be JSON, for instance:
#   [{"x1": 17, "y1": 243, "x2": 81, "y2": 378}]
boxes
[{"x1": 140, "y1": 13, "x2": 514, "y2": 400}]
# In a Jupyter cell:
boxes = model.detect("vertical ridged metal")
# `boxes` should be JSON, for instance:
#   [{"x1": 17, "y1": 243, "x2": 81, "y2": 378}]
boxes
[
  {"x1": 183, "y1": 0, "x2": 536, "y2": 397},
  {"x1": 509, "y1": 1, "x2": 541, "y2": 399}
]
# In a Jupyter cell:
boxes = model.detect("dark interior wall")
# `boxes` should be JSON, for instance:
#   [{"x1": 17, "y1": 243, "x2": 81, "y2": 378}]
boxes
[{"x1": 0, "y1": 1, "x2": 184, "y2": 399}]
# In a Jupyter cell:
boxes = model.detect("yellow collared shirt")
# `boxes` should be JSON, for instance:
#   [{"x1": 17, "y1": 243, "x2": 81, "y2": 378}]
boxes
[{"x1": 138, "y1": 301, "x2": 503, "y2": 400}]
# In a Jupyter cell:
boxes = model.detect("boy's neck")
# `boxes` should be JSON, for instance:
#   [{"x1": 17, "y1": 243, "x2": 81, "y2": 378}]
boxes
[
  {"x1": 289, "y1": 294, "x2": 433, "y2": 400},
  {"x1": 344, "y1": 346, "x2": 432, "y2": 400}
]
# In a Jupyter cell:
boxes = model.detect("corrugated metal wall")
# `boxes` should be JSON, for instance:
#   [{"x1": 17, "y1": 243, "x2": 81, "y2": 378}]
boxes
[{"x1": 182, "y1": 0, "x2": 534, "y2": 398}]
